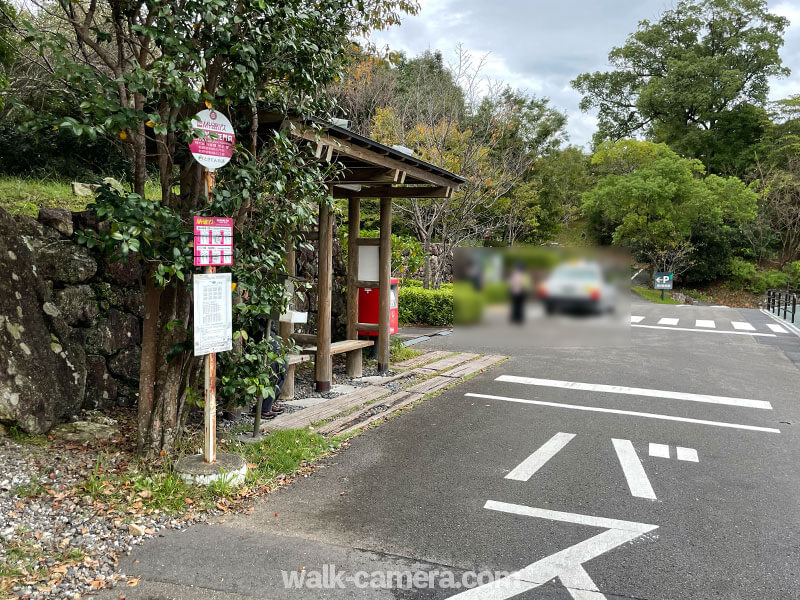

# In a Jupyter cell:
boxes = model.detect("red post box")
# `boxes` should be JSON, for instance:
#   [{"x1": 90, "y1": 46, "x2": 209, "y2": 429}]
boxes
[{"x1": 358, "y1": 278, "x2": 399, "y2": 336}]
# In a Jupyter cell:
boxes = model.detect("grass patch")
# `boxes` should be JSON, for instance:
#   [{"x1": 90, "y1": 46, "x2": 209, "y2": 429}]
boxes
[
  {"x1": 0, "y1": 176, "x2": 164, "y2": 217},
  {"x1": 682, "y1": 288, "x2": 711, "y2": 303},
  {"x1": 7, "y1": 424, "x2": 48, "y2": 446},
  {"x1": 0, "y1": 177, "x2": 84, "y2": 217},
  {"x1": 632, "y1": 286, "x2": 681, "y2": 305},
  {"x1": 223, "y1": 428, "x2": 344, "y2": 487},
  {"x1": 390, "y1": 338, "x2": 421, "y2": 363},
  {"x1": 76, "y1": 429, "x2": 345, "y2": 516}
]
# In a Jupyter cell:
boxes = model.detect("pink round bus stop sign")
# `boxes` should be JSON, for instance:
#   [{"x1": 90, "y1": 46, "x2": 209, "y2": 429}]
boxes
[{"x1": 189, "y1": 110, "x2": 235, "y2": 170}]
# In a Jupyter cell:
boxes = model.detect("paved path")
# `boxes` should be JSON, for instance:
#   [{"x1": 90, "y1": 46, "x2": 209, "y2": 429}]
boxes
[{"x1": 99, "y1": 298, "x2": 800, "y2": 599}]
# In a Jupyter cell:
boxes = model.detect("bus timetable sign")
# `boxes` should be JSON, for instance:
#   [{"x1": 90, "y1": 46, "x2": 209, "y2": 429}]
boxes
[
  {"x1": 193, "y1": 216, "x2": 233, "y2": 266},
  {"x1": 654, "y1": 272, "x2": 674, "y2": 290}
]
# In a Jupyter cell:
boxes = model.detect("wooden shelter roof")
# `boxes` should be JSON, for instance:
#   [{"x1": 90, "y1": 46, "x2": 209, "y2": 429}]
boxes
[{"x1": 259, "y1": 113, "x2": 468, "y2": 198}]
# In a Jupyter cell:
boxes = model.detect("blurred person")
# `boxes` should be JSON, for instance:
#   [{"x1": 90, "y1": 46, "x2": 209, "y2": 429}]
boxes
[{"x1": 509, "y1": 261, "x2": 530, "y2": 324}]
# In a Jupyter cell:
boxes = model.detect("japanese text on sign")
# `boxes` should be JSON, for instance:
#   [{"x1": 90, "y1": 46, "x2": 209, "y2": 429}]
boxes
[
  {"x1": 189, "y1": 110, "x2": 235, "y2": 170},
  {"x1": 194, "y1": 216, "x2": 233, "y2": 267},
  {"x1": 193, "y1": 273, "x2": 232, "y2": 356}
]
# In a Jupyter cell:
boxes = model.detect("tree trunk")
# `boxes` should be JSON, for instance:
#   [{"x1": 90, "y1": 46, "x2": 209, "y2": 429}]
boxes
[
  {"x1": 137, "y1": 270, "x2": 161, "y2": 454},
  {"x1": 422, "y1": 235, "x2": 432, "y2": 289}
]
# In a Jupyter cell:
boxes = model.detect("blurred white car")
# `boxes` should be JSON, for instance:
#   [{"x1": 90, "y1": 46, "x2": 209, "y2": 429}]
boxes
[{"x1": 538, "y1": 262, "x2": 617, "y2": 315}]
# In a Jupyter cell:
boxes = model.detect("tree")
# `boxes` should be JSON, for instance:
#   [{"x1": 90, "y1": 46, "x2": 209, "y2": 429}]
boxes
[
  {"x1": 13, "y1": 0, "x2": 417, "y2": 455},
  {"x1": 572, "y1": 0, "x2": 789, "y2": 175},
  {"x1": 371, "y1": 48, "x2": 566, "y2": 285},
  {"x1": 329, "y1": 48, "x2": 397, "y2": 136},
  {"x1": 530, "y1": 146, "x2": 593, "y2": 242},
  {"x1": 583, "y1": 140, "x2": 756, "y2": 277}
]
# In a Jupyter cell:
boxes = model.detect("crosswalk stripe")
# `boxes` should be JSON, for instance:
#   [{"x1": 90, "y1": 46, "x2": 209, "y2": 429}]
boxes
[
  {"x1": 648, "y1": 443, "x2": 670, "y2": 458},
  {"x1": 676, "y1": 447, "x2": 699, "y2": 462},
  {"x1": 630, "y1": 315, "x2": 645, "y2": 323},
  {"x1": 695, "y1": 319, "x2": 715, "y2": 328},
  {"x1": 732, "y1": 321, "x2": 756, "y2": 331},
  {"x1": 767, "y1": 323, "x2": 788, "y2": 333},
  {"x1": 658, "y1": 317, "x2": 679, "y2": 325}
]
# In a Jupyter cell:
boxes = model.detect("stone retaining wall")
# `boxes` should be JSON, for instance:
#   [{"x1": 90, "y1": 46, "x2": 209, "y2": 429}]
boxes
[{"x1": 0, "y1": 206, "x2": 142, "y2": 433}]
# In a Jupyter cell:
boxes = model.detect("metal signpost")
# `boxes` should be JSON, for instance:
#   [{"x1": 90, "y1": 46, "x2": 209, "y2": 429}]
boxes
[
  {"x1": 654, "y1": 272, "x2": 674, "y2": 301},
  {"x1": 190, "y1": 110, "x2": 235, "y2": 464}
]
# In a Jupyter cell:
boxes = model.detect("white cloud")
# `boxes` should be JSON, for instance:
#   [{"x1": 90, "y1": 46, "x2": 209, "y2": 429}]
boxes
[{"x1": 370, "y1": 0, "x2": 800, "y2": 147}]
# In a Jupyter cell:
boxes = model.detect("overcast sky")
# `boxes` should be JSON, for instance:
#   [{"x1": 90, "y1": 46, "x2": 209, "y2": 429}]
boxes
[{"x1": 370, "y1": 0, "x2": 800, "y2": 148}]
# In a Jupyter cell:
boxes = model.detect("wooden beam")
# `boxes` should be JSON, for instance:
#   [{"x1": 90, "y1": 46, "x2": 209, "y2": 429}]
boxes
[
  {"x1": 287, "y1": 120, "x2": 460, "y2": 189},
  {"x1": 356, "y1": 322, "x2": 379, "y2": 332},
  {"x1": 315, "y1": 197, "x2": 333, "y2": 392},
  {"x1": 280, "y1": 232, "x2": 296, "y2": 401},
  {"x1": 334, "y1": 185, "x2": 451, "y2": 199},
  {"x1": 356, "y1": 280, "x2": 379, "y2": 288},
  {"x1": 356, "y1": 238, "x2": 380, "y2": 247},
  {"x1": 378, "y1": 197, "x2": 392, "y2": 373},
  {"x1": 346, "y1": 196, "x2": 361, "y2": 377}
]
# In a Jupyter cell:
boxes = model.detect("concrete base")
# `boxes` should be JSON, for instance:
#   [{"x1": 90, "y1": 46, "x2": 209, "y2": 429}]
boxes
[{"x1": 176, "y1": 453, "x2": 247, "y2": 487}]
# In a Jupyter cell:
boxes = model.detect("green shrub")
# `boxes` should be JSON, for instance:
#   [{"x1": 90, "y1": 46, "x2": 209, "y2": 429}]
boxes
[
  {"x1": 482, "y1": 281, "x2": 509, "y2": 305},
  {"x1": 784, "y1": 261, "x2": 800, "y2": 289},
  {"x1": 750, "y1": 269, "x2": 789, "y2": 294},
  {"x1": 727, "y1": 257, "x2": 757, "y2": 290},
  {"x1": 454, "y1": 282, "x2": 483, "y2": 325},
  {"x1": 398, "y1": 286, "x2": 454, "y2": 326}
]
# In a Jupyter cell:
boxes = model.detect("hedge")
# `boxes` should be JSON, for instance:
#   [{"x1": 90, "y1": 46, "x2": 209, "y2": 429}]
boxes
[{"x1": 398, "y1": 286, "x2": 454, "y2": 326}]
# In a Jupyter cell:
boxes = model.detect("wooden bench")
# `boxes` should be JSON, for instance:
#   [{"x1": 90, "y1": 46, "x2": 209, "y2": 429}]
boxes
[
  {"x1": 286, "y1": 354, "x2": 312, "y2": 366},
  {"x1": 300, "y1": 339, "x2": 374, "y2": 356},
  {"x1": 280, "y1": 340, "x2": 374, "y2": 401}
]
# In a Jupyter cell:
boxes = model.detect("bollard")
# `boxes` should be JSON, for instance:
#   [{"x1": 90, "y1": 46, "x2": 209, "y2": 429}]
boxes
[{"x1": 793, "y1": 294, "x2": 797, "y2": 324}]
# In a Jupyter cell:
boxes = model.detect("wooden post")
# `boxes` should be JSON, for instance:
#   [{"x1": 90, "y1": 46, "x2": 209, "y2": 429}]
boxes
[
  {"x1": 346, "y1": 196, "x2": 361, "y2": 377},
  {"x1": 279, "y1": 232, "x2": 296, "y2": 400},
  {"x1": 202, "y1": 169, "x2": 217, "y2": 464},
  {"x1": 378, "y1": 197, "x2": 392, "y2": 373},
  {"x1": 315, "y1": 197, "x2": 333, "y2": 392}
]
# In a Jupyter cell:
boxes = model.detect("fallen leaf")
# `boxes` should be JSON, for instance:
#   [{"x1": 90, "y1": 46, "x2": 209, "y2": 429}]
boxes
[
  {"x1": 127, "y1": 578, "x2": 140, "y2": 587},
  {"x1": 138, "y1": 489, "x2": 153, "y2": 499},
  {"x1": 184, "y1": 497, "x2": 193, "y2": 504}
]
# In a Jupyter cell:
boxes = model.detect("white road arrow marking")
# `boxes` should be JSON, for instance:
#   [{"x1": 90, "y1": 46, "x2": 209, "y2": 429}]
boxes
[
  {"x1": 448, "y1": 501, "x2": 658, "y2": 600},
  {"x1": 505, "y1": 432, "x2": 576, "y2": 481},
  {"x1": 612, "y1": 439, "x2": 656, "y2": 500}
]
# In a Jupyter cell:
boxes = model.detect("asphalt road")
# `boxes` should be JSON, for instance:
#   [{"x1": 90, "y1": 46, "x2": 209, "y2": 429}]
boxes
[{"x1": 101, "y1": 297, "x2": 800, "y2": 600}]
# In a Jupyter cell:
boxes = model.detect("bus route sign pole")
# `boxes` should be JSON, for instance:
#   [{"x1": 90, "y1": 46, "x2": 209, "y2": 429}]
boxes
[{"x1": 190, "y1": 109, "x2": 235, "y2": 464}]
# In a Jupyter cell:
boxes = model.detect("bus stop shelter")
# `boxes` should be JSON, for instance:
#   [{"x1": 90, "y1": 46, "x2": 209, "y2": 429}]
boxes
[{"x1": 260, "y1": 115, "x2": 467, "y2": 393}]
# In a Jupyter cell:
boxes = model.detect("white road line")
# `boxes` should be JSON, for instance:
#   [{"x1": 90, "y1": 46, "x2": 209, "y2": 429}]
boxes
[
  {"x1": 630, "y1": 315, "x2": 645, "y2": 323},
  {"x1": 732, "y1": 321, "x2": 756, "y2": 331},
  {"x1": 484, "y1": 500, "x2": 657, "y2": 533},
  {"x1": 506, "y1": 432, "x2": 576, "y2": 481},
  {"x1": 464, "y1": 392, "x2": 782, "y2": 434},
  {"x1": 695, "y1": 319, "x2": 715, "y2": 328},
  {"x1": 495, "y1": 375, "x2": 772, "y2": 409},
  {"x1": 648, "y1": 443, "x2": 670, "y2": 458},
  {"x1": 612, "y1": 439, "x2": 656, "y2": 500},
  {"x1": 658, "y1": 317, "x2": 679, "y2": 325},
  {"x1": 632, "y1": 324, "x2": 776, "y2": 337},
  {"x1": 761, "y1": 308, "x2": 800, "y2": 338},
  {"x1": 676, "y1": 447, "x2": 699, "y2": 462},
  {"x1": 767, "y1": 323, "x2": 788, "y2": 333}
]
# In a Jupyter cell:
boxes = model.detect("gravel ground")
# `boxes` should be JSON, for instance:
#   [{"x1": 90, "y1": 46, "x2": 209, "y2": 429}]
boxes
[{"x1": 0, "y1": 421, "x2": 219, "y2": 600}]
